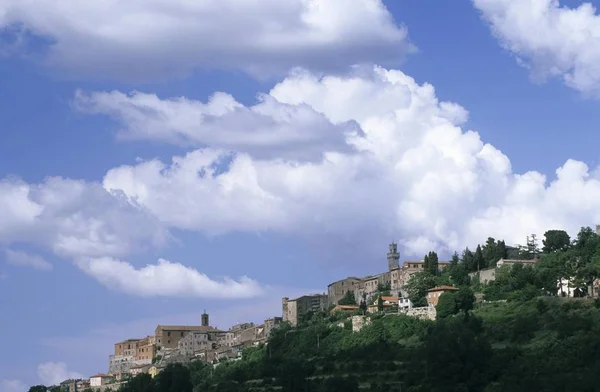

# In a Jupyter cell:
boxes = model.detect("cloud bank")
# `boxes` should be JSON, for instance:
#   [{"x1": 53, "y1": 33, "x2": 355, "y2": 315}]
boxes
[
  {"x1": 0, "y1": 0, "x2": 411, "y2": 81},
  {"x1": 98, "y1": 66, "x2": 600, "y2": 257},
  {"x1": 0, "y1": 177, "x2": 264, "y2": 298}
]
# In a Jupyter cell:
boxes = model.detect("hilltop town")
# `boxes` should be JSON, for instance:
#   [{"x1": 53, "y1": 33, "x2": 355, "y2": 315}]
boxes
[{"x1": 44, "y1": 226, "x2": 600, "y2": 392}]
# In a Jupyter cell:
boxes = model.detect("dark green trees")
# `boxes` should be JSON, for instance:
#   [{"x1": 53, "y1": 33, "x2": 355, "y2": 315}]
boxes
[
  {"x1": 542, "y1": 230, "x2": 571, "y2": 253},
  {"x1": 338, "y1": 290, "x2": 357, "y2": 306}
]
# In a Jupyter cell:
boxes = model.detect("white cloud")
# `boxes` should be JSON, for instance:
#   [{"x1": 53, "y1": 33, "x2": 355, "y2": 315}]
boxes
[
  {"x1": 0, "y1": 379, "x2": 26, "y2": 392},
  {"x1": 0, "y1": 177, "x2": 266, "y2": 299},
  {"x1": 73, "y1": 89, "x2": 362, "y2": 161},
  {"x1": 37, "y1": 362, "x2": 83, "y2": 385},
  {"x1": 100, "y1": 66, "x2": 600, "y2": 258},
  {"x1": 5, "y1": 249, "x2": 52, "y2": 271},
  {"x1": 473, "y1": 0, "x2": 600, "y2": 96},
  {"x1": 75, "y1": 257, "x2": 264, "y2": 299},
  {"x1": 0, "y1": 0, "x2": 411, "y2": 81},
  {"x1": 0, "y1": 177, "x2": 169, "y2": 259}
]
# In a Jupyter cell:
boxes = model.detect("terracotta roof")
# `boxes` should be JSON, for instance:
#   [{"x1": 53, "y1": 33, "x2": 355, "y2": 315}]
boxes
[
  {"x1": 381, "y1": 296, "x2": 399, "y2": 301},
  {"x1": 427, "y1": 285, "x2": 458, "y2": 292}
]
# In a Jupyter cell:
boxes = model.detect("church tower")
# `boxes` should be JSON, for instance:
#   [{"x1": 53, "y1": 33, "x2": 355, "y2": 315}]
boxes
[
  {"x1": 201, "y1": 310, "x2": 209, "y2": 327},
  {"x1": 387, "y1": 242, "x2": 400, "y2": 271}
]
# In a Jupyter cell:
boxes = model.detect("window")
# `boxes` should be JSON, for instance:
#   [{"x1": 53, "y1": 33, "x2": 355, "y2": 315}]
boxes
[
  {"x1": 168, "y1": 340, "x2": 171, "y2": 344},
  {"x1": 167, "y1": 332, "x2": 171, "y2": 337},
  {"x1": 181, "y1": 332, "x2": 184, "y2": 337}
]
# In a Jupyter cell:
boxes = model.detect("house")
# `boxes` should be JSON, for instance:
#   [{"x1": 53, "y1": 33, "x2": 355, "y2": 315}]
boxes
[
  {"x1": 89, "y1": 374, "x2": 113, "y2": 387},
  {"x1": 129, "y1": 364, "x2": 151, "y2": 376},
  {"x1": 60, "y1": 379, "x2": 90, "y2": 392},
  {"x1": 426, "y1": 286, "x2": 459, "y2": 306}
]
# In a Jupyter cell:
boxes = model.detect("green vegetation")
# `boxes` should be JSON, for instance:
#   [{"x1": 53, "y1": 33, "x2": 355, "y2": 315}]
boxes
[{"x1": 29, "y1": 227, "x2": 600, "y2": 392}]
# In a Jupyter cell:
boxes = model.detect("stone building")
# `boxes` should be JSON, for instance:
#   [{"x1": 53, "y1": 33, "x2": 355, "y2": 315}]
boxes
[
  {"x1": 177, "y1": 329, "x2": 225, "y2": 357},
  {"x1": 155, "y1": 324, "x2": 218, "y2": 350},
  {"x1": 327, "y1": 277, "x2": 362, "y2": 307},
  {"x1": 109, "y1": 338, "x2": 143, "y2": 374},
  {"x1": 135, "y1": 336, "x2": 155, "y2": 363},
  {"x1": 282, "y1": 294, "x2": 328, "y2": 326}
]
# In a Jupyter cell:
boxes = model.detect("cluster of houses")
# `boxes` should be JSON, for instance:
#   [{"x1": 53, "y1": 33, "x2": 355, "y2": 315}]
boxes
[
  {"x1": 281, "y1": 243, "x2": 466, "y2": 326},
  {"x1": 58, "y1": 313, "x2": 283, "y2": 391},
  {"x1": 57, "y1": 234, "x2": 600, "y2": 390}
]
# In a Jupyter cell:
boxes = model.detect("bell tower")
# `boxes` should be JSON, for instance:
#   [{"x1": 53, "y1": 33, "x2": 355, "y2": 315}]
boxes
[
  {"x1": 387, "y1": 242, "x2": 400, "y2": 271},
  {"x1": 201, "y1": 310, "x2": 209, "y2": 327}
]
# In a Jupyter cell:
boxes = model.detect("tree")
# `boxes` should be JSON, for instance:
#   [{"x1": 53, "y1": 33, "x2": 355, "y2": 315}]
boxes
[
  {"x1": 483, "y1": 237, "x2": 497, "y2": 267},
  {"x1": 405, "y1": 272, "x2": 436, "y2": 307},
  {"x1": 542, "y1": 230, "x2": 571, "y2": 253},
  {"x1": 424, "y1": 251, "x2": 439, "y2": 275},
  {"x1": 474, "y1": 245, "x2": 485, "y2": 272},
  {"x1": 436, "y1": 292, "x2": 458, "y2": 319},
  {"x1": 495, "y1": 240, "x2": 508, "y2": 262},
  {"x1": 359, "y1": 293, "x2": 367, "y2": 314},
  {"x1": 377, "y1": 282, "x2": 391, "y2": 296},
  {"x1": 28, "y1": 386, "x2": 47, "y2": 392},
  {"x1": 455, "y1": 287, "x2": 475, "y2": 317},
  {"x1": 120, "y1": 373, "x2": 154, "y2": 392},
  {"x1": 338, "y1": 290, "x2": 357, "y2": 306},
  {"x1": 450, "y1": 251, "x2": 460, "y2": 266},
  {"x1": 462, "y1": 247, "x2": 476, "y2": 272},
  {"x1": 377, "y1": 295, "x2": 384, "y2": 312},
  {"x1": 154, "y1": 363, "x2": 192, "y2": 392}
]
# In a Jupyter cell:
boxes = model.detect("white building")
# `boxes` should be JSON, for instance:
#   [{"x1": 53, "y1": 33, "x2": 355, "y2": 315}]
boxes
[{"x1": 89, "y1": 374, "x2": 112, "y2": 387}]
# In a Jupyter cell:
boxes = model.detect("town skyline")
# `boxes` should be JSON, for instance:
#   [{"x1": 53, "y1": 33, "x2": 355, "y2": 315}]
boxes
[{"x1": 5, "y1": 0, "x2": 600, "y2": 389}]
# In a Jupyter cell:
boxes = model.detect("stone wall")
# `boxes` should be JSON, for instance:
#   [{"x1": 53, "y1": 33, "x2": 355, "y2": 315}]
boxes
[
  {"x1": 405, "y1": 306, "x2": 436, "y2": 321},
  {"x1": 351, "y1": 315, "x2": 371, "y2": 332},
  {"x1": 469, "y1": 268, "x2": 496, "y2": 284}
]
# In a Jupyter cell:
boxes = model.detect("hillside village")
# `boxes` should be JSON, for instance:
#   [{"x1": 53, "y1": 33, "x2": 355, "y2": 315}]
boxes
[{"x1": 50, "y1": 226, "x2": 600, "y2": 392}]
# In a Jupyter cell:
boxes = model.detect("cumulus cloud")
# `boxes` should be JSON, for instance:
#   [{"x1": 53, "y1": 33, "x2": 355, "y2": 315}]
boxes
[
  {"x1": 0, "y1": 379, "x2": 26, "y2": 392},
  {"x1": 0, "y1": 177, "x2": 265, "y2": 299},
  {"x1": 0, "y1": 177, "x2": 169, "y2": 259},
  {"x1": 0, "y1": 0, "x2": 411, "y2": 81},
  {"x1": 75, "y1": 257, "x2": 264, "y2": 299},
  {"x1": 73, "y1": 89, "x2": 362, "y2": 161},
  {"x1": 37, "y1": 362, "x2": 82, "y2": 386},
  {"x1": 101, "y1": 66, "x2": 600, "y2": 258},
  {"x1": 4, "y1": 249, "x2": 52, "y2": 271},
  {"x1": 473, "y1": 0, "x2": 600, "y2": 96}
]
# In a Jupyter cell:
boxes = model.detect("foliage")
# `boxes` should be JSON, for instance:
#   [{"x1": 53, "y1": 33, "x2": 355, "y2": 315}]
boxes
[
  {"x1": 423, "y1": 251, "x2": 439, "y2": 275},
  {"x1": 120, "y1": 374, "x2": 154, "y2": 392},
  {"x1": 338, "y1": 290, "x2": 357, "y2": 306},
  {"x1": 436, "y1": 291, "x2": 457, "y2": 319},
  {"x1": 405, "y1": 272, "x2": 436, "y2": 307},
  {"x1": 542, "y1": 230, "x2": 571, "y2": 253}
]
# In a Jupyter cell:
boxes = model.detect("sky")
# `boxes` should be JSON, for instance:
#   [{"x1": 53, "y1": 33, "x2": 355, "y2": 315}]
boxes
[{"x1": 2, "y1": 0, "x2": 600, "y2": 389}]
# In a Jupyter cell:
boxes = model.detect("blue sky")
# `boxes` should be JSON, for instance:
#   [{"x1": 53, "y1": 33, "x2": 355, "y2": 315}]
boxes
[{"x1": 2, "y1": 0, "x2": 600, "y2": 389}]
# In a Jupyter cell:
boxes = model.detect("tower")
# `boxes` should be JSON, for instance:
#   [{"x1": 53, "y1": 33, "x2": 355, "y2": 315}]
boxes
[
  {"x1": 387, "y1": 242, "x2": 400, "y2": 271},
  {"x1": 596, "y1": 225, "x2": 600, "y2": 236},
  {"x1": 201, "y1": 310, "x2": 209, "y2": 327}
]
